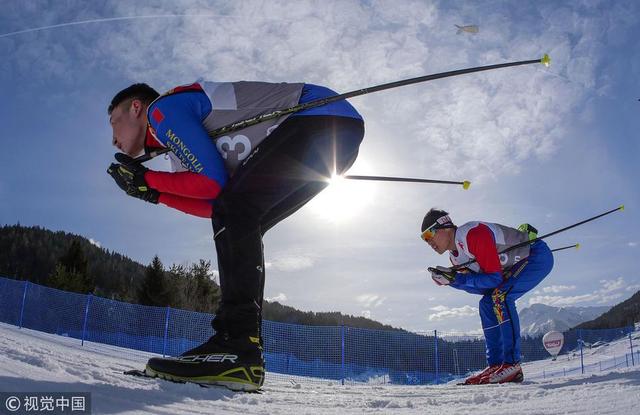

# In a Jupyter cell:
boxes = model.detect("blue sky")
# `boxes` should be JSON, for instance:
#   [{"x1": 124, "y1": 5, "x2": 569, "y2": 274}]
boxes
[{"x1": 1, "y1": 0, "x2": 638, "y2": 333}]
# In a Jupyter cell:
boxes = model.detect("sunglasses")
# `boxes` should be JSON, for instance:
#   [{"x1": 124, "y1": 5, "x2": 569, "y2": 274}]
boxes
[
  {"x1": 421, "y1": 223, "x2": 439, "y2": 242},
  {"x1": 420, "y1": 222, "x2": 454, "y2": 242}
]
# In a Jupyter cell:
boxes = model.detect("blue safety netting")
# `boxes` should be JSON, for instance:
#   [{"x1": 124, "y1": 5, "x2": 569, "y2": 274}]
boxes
[
  {"x1": 0, "y1": 276, "x2": 24, "y2": 326},
  {"x1": 0, "y1": 275, "x2": 636, "y2": 385}
]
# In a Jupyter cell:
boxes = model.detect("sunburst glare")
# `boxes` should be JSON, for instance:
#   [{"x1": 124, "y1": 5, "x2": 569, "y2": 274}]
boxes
[{"x1": 306, "y1": 171, "x2": 377, "y2": 223}]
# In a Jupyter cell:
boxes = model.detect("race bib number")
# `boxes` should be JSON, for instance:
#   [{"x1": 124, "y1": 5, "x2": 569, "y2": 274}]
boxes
[{"x1": 216, "y1": 135, "x2": 251, "y2": 161}]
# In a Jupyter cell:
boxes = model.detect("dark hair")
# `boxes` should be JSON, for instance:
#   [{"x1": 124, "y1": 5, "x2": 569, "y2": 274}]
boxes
[
  {"x1": 421, "y1": 208, "x2": 453, "y2": 232},
  {"x1": 108, "y1": 83, "x2": 160, "y2": 115}
]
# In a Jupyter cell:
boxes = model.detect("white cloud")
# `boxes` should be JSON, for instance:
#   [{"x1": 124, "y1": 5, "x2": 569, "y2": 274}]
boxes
[
  {"x1": 267, "y1": 254, "x2": 315, "y2": 272},
  {"x1": 542, "y1": 285, "x2": 576, "y2": 294},
  {"x1": 428, "y1": 305, "x2": 477, "y2": 321},
  {"x1": 599, "y1": 277, "x2": 624, "y2": 293},
  {"x1": 266, "y1": 293, "x2": 287, "y2": 303},
  {"x1": 12, "y1": 0, "x2": 607, "y2": 183},
  {"x1": 628, "y1": 242, "x2": 638, "y2": 247},
  {"x1": 88, "y1": 238, "x2": 101, "y2": 248},
  {"x1": 361, "y1": 310, "x2": 371, "y2": 319},
  {"x1": 528, "y1": 294, "x2": 599, "y2": 307},
  {"x1": 626, "y1": 284, "x2": 640, "y2": 292},
  {"x1": 356, "y1": 294, "x2": 386, "y2": 308},
  {"x1": 529, "y1": 277, "x2": 628, "y2": 307}
]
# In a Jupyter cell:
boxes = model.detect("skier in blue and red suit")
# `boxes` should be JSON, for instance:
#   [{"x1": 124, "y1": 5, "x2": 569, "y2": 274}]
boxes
[
  {"x1": 420, "y1": 209, "x2": 554, "y2": 384},
  {"x1": 107, "y1": 80, "x2": 364, "y2": 391}
]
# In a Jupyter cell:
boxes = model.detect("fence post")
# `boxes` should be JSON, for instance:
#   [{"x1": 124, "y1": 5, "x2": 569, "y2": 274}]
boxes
[
  {"x1": 81, "y1": 293, "x2": 93, "y2": 346},
  {"x1": 340, "y1": 324, "x2": 345, "y2": 386},
  {"x1": 18, "y1": 280, "x2": 29, "y2": 328},
  {"x1": 162, "y1": 307, "x2": 171, "y2": 357},
  {"x1": 579, "y1": 329, "x2": 585, "y2": 374},
  {"x1": 434, "y1": 330, "x2": 439, "y2": 385},
  {"x1": 630, "y1": 332, "x2": 635, "y2": 366},
  {"x1": 453, "y1": 348, "x2": 459, "y2": 376}
]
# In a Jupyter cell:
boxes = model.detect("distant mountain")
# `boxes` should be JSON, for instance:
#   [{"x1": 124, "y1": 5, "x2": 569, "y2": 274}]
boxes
[
  {"x1": 576, "y1": 290, "x2": 640, "y2": 330},
  {"x1": 263, "y1": 301, "x2": 402, "y2": 332},
  {"x1": 519, "y1": 303, "x2": 610, "y2": 337}
]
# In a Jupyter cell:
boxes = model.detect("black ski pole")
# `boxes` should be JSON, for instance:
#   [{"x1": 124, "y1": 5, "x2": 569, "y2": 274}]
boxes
[
  {"x1": 344, "y1": 175, "x2": 471, "y2": 189},
  {"x1": 449, "y1": 205, "x2": 624, "y2": 271},
  {"x1": 131, "y1": 55, "x2": 551, "y2": 165},
  {"x1": 551, "y1": 243, "x2": 580, "y2": 253}
]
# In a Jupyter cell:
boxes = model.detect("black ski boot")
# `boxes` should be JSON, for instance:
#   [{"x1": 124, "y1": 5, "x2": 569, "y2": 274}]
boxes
[{"x1": 144, "y1": 331, "x2": 264, "y2": 391}]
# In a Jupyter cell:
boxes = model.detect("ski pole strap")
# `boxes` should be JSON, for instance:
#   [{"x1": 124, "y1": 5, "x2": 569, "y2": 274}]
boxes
[{"x1": 451, "y1": 206, "x2": 624, "y2": 271}]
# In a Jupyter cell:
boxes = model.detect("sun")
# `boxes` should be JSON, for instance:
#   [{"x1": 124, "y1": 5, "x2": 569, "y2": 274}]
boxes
[{"x1": 306, "y1": 171, "x2": 377, "y2": 223}]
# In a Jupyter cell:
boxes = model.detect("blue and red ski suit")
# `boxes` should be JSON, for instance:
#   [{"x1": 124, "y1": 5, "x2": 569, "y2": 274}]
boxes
[
  {"x1": 142, "y1": 83, "x2": 362, "y2": 218},
  {"x1": 449, "y1": 222, "x2": 554, "y2": 364},
  {"x1": 139, "y1": 80, "x2": 364, "y2": 336}
]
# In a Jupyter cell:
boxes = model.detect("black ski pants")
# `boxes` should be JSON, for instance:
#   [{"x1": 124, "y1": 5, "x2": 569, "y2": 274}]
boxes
[{"x1": 210, "y1": 115, "x2": 364, "y2": 336}]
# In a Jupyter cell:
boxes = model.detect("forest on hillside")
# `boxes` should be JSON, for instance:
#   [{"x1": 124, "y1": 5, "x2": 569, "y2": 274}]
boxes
[{"x1": 0, "y1": 224, "x2": 401, "y2": 331}]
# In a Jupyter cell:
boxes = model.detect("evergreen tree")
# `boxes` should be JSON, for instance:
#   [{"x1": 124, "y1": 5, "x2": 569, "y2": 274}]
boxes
[
  {"x1": 190, "y1": 259, "x2": 220, "y2": 313},
  {"x1": 165, "y1": 261, "x2": 220, "y2": 312},
  {"x1": 47, "y1": 240, "x2": 94, "y2": 293},
  {"x1": 137, "y1": 255, "x2": 171, "y2": 307},
  {"x1": 1, "y1": 225, "x2": 407, "y2": 331},
  {"x1": 0, "y1": 225, "x2": 148, "y2": 299},
  {"x1": 576, "y1": 290, "x2": 640, "y2": 329},
  {"x1": 167, "y1": 263, "x2": 189, "y2": 308}
]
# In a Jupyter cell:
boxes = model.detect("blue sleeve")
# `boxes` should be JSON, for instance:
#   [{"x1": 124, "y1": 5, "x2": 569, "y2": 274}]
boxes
[
  {"x1": 148, "y1": 91, "x2": 228, "y2": 187},
  {"x1": 450, "y1": 271, "x2": 503, "y2": 293},
  {"x1": 449, "y1": 284, "x2": 491, "y2": 295}
]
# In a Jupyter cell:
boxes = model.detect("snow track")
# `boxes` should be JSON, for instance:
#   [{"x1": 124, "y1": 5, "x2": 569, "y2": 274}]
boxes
[{"x1": 0, "y1": 323, "x2": 639, "y2": 414}]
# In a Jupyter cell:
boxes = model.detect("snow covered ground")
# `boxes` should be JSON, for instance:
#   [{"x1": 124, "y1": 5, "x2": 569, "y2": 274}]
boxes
[{"x1": 1, "y1": 322, "x2": 639, "y2": 414}]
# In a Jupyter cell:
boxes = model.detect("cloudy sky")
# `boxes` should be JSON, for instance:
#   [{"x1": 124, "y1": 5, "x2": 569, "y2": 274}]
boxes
[{"x1": 1, "y1": 0, "x2": 639, "y2": 333}]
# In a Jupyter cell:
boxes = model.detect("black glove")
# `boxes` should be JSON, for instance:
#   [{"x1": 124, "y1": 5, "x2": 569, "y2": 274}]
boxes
[
  {"x1": 107, "y1": 153, "x2": 159, "y2": 204},
  {"x1": 428, "y1": 266, "x2": 457, "y2": 286}
]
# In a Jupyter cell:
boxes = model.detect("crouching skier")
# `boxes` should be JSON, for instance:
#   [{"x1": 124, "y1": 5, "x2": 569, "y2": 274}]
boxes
[
  {"x1": 420, "y1": 209, "x2": 554, "y2": 384},
  {"x1": 107, "y1": 81, "x2": 364, "y2": 391}
]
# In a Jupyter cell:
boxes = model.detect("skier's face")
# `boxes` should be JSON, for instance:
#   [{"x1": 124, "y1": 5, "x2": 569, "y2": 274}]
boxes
[
  {"x1": 426, "y1": 228, "x2": 451, "y2": 255},
  {"x1": 109, "y1": 99, "x2": 146, "y2": 156}
]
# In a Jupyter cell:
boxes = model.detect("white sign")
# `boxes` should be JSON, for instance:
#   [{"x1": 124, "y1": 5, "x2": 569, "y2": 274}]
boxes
[{"x1": 542, "y1": 331, "x2": 564, "y2": 359}]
